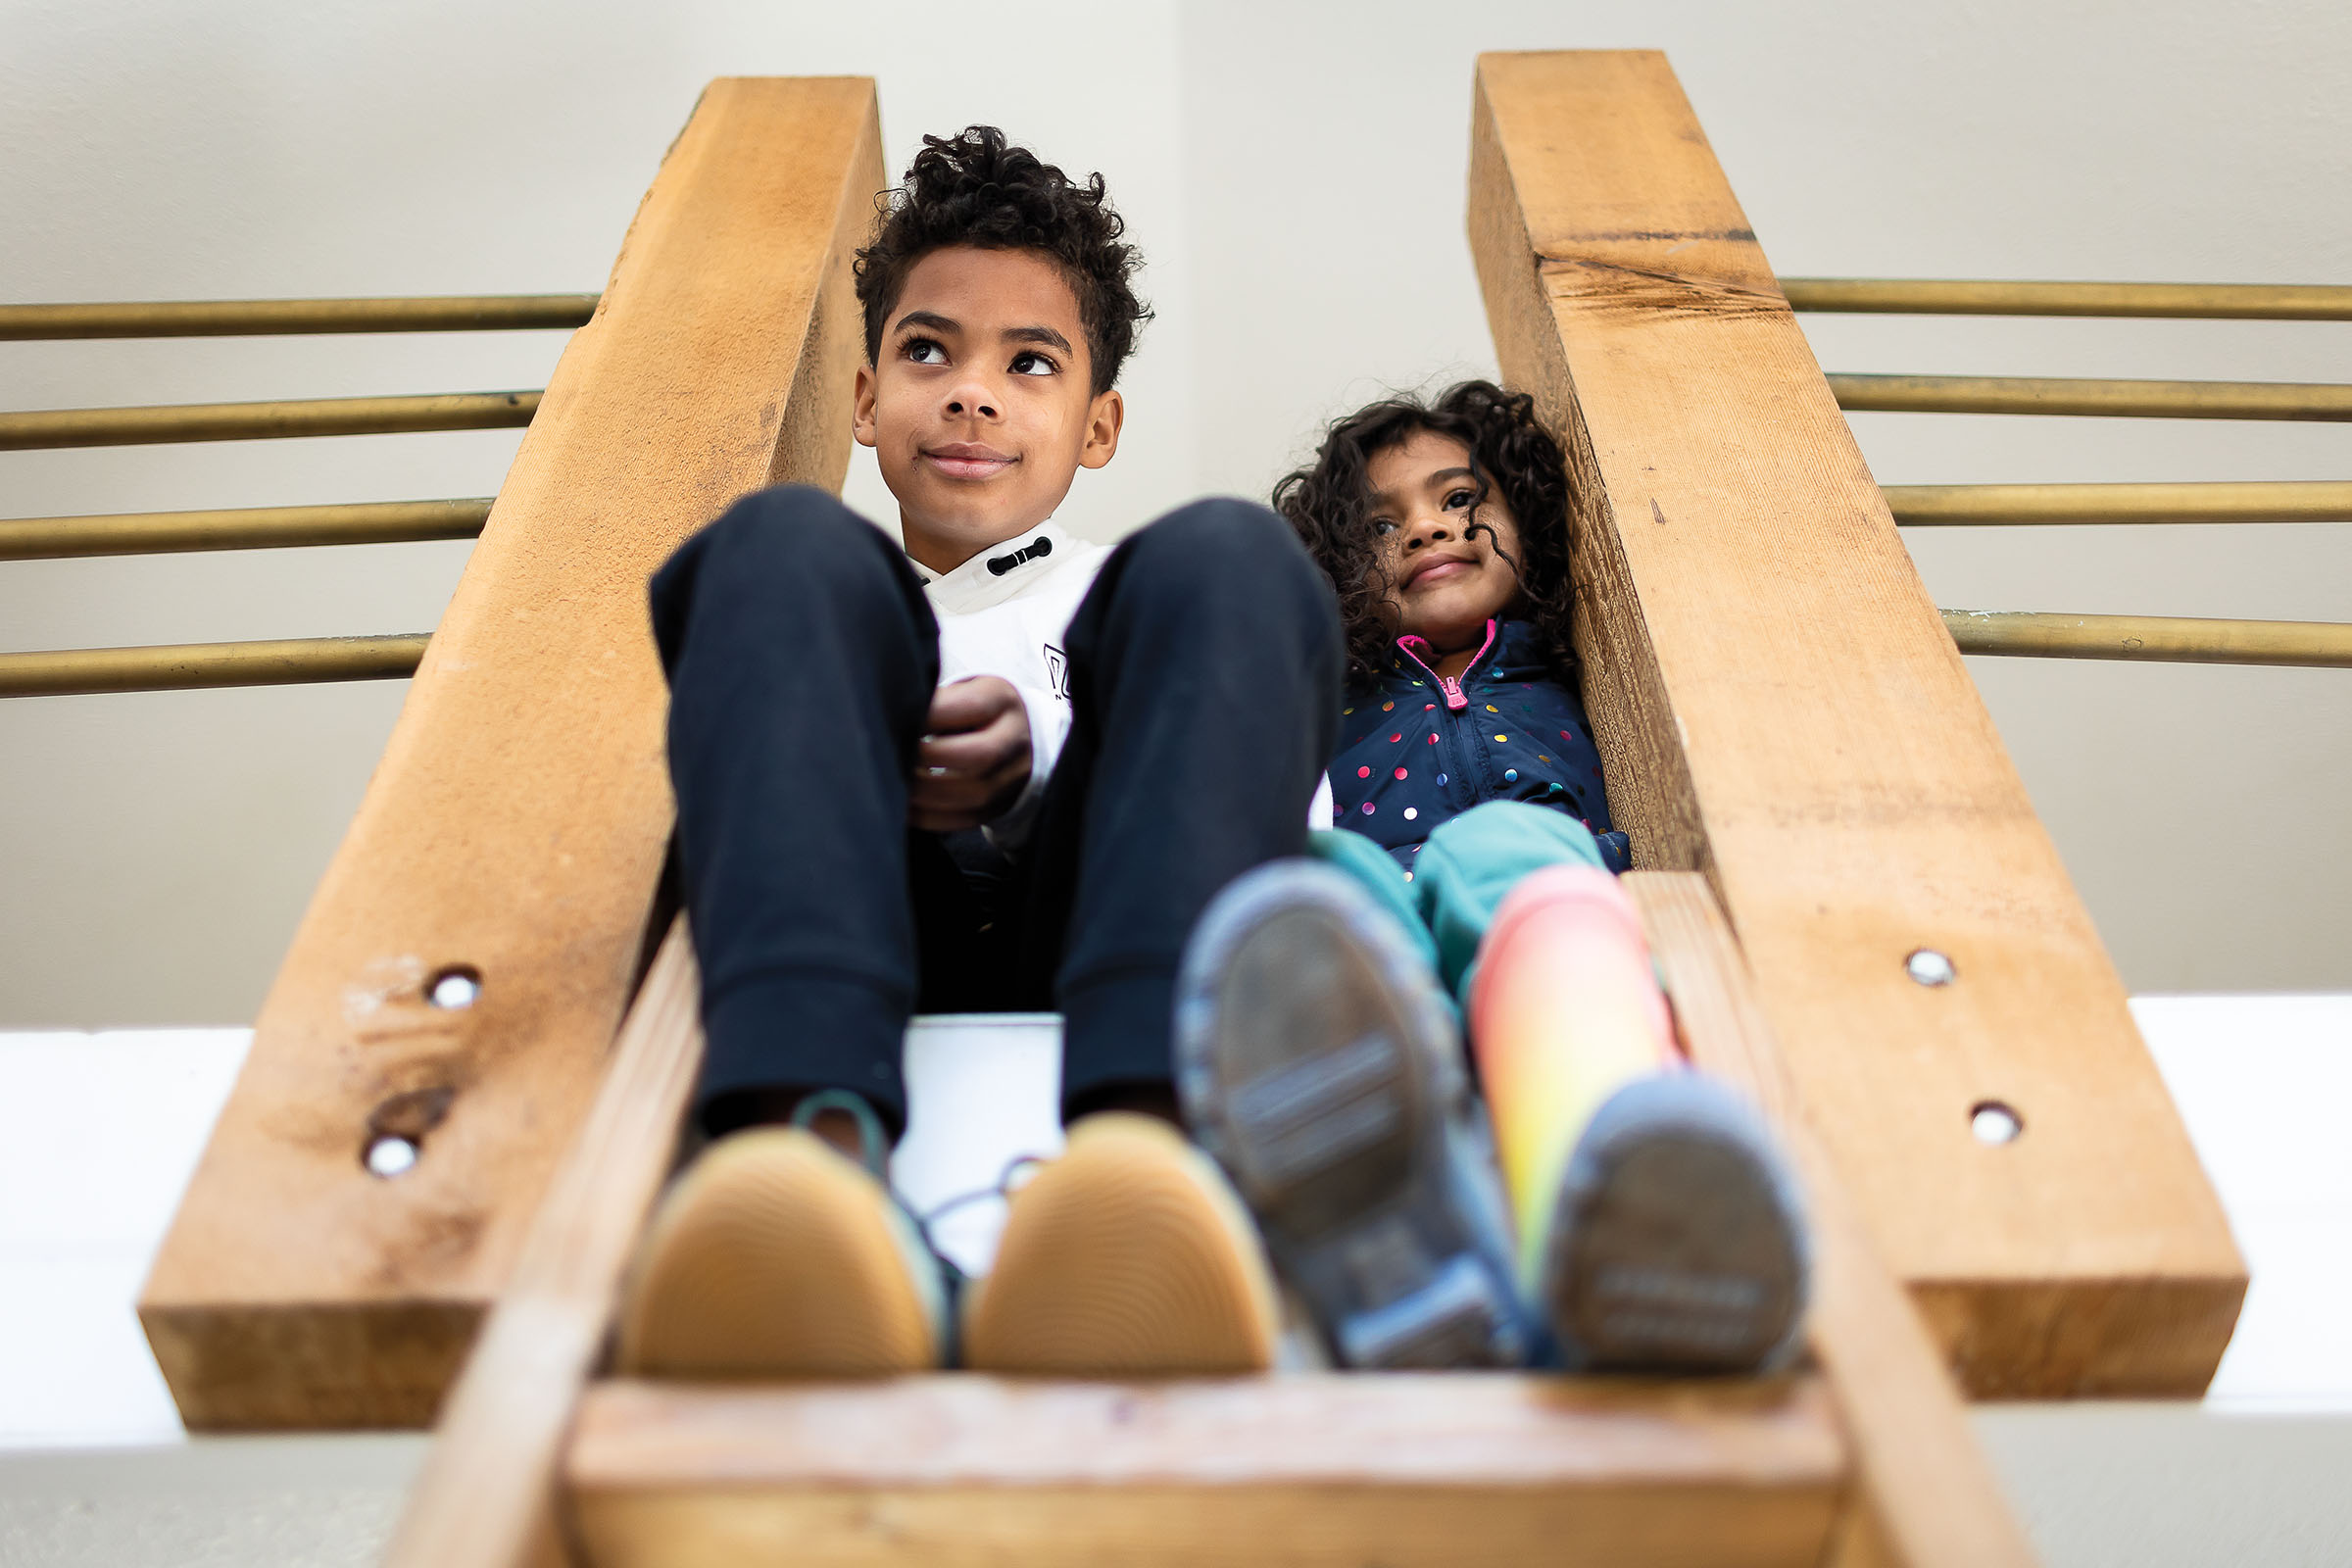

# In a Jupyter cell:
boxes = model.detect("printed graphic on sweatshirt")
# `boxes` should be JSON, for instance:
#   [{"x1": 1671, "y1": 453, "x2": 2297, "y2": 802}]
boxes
[{"x1": 1044, "y1": 642, "x2": 1070, "y2": 701}]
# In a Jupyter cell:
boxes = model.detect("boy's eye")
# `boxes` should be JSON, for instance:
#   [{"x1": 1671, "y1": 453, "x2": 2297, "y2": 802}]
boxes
[
  {"x1": 904, "y1": 337, "x2": 948, "y2": 365},
  {"x1": 1009, "y1": 350, "x2": 1057, "y2": 377}
]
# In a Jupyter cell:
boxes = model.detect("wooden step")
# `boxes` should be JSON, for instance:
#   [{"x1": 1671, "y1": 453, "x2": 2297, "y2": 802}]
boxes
[
  {"x1": 562, "y1": 1373, "x2": 1846, "y2": 1568},
  {"x1": 379, "y1": 877, "x2": 2037, "y2": 1568}
]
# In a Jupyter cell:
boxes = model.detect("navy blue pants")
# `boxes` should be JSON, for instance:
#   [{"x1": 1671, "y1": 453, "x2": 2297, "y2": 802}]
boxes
[{"x1": 650, "y1": 486, "x2": 1342, "y2": 1136}]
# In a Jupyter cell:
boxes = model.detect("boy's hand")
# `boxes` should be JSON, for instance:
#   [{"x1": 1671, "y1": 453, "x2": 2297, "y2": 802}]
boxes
[{"x1": 911, "y1": 676, "x2": 1032, "y2": 831}]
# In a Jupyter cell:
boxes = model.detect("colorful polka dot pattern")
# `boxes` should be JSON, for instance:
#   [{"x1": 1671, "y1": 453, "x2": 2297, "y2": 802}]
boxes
[{"x1": 1324, "y1": 618, "x2": 1628, "y2": 875}]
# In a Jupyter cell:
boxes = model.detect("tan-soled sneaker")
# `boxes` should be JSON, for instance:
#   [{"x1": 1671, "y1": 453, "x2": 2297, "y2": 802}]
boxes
[
  {"x1": 614, "y1": 1125, "x2": 945, "y2": 1378},
  {"x1": 961, "y1": 1111, "x2": 1280, "y2": 1376}
]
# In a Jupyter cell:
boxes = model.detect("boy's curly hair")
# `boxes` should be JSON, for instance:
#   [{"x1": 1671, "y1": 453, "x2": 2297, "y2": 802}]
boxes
[
  {"x1": 1273, "y1": 380, "x2": 1578, "y2": 690},
  {"x1": 854, "y1": 125, "x2": 1149, "y2": 396}
]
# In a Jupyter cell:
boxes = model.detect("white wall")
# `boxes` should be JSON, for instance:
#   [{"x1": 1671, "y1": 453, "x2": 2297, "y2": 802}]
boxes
[{"x1": 2, "y1": 0, "x2": 2347, "y2": 1023}]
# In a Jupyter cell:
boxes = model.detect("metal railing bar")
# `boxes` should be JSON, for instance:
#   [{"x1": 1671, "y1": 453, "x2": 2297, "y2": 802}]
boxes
[
  {"x1": 0, "y1": 391, "x2": 540, "y2": 451},
  {"x1": 1886, "y1": 481, "x2": 2352, "y2": 526},
  {"x1": 1783, "y1": 278, "x2": 2352, "y2": 320},
  {"x1": 1830, "y1": 374, "x2": 2352, "y2": 421},
  {"x1": 0, "y1": 295, "x2": 599, "y2": 340},
  {"x1": 0, "y1": 499, "x2": 493, "y2": 560},
  {"x1": 1942, "y1": 611, "x2": 2352, "y2": 667},
  {"x1": 0, "y1": 634, "x2": 429, "y2": 697}
]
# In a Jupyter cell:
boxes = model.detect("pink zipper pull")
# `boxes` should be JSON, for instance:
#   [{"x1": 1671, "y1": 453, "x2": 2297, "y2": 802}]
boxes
[{"x1": 1439, "y1": 677, "x2": 1468, "y2": 711}]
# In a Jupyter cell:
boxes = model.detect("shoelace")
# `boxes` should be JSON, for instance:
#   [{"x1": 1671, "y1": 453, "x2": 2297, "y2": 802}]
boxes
[
  {"x1": 910, "y1": 1152, "x2": 1049, "y2": 1265},
  {"x1": 787, "y1": 1087, "x2": 892, "y2": 1177},
  {"x1": 791, "y1": 1090, "x2": 1054, "y2": 1304}
]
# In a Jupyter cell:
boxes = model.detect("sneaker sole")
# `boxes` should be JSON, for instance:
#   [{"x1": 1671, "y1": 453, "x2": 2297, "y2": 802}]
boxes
[
  {"x1": 1177, "y1": 861, "x2": 1523, "y2": 1369},
  {"x1": 615, "y1": 1127, "x2": 938, "y2": 1378},
  {"x1": 1544, "y1": 1075, "x2": 1809, "y2": 1373},
  {"x1": 961, "y1": 1113, "x2": 1278, "y2": 1376}
]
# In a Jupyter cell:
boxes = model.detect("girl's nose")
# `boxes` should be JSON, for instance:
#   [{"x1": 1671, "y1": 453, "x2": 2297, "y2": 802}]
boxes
[{"x1": 1405, "y1": 512, "x2": 1452, "y2": 548}]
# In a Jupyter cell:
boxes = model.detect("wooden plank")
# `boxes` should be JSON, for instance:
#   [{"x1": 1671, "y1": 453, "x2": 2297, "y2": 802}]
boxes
[
  {"x1": 1467, "y1": 50, "x2": 2243, "y2": 1396},
  {"x1": 382, "y1": 918, "x2": 701, "y2": 1568},
  {"x1": 564, "y1": 1373, "x2": 1846, "y2": 1567},
  {"x1": 1627, "y1": 871, "x2": 2038, "y2": 1568},
  {"x1": 138, "y1": 77, "x2": 885, "y2": 1429}
]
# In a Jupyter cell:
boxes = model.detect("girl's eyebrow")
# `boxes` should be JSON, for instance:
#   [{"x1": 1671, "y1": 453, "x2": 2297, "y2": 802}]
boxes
[{"x1": 1370, "y1": 466, "x2": 1476, "y2": 512}]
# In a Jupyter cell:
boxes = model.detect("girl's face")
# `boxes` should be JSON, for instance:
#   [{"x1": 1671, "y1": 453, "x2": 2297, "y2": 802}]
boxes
[{"x1": 1366, "y1": 429, "x2": 1526, "y2": 653}]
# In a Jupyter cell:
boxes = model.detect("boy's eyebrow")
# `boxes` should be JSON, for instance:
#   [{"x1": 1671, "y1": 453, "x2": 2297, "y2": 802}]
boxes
[
  {"x1": 891, "y1": 309, "x2": 959, "y2": 336},
  {"x1": 1004, "y1": 323, "x2": 1075, "y2": 354}
]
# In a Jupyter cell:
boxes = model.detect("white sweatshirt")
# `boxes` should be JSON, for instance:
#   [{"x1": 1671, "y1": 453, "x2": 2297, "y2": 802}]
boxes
[
  {"x1": 913, "y1": 521, "x2": 1105, "y2": 843},
  {"x1": 909, "y1": 519, "x2": 1334, "y2": 844}
]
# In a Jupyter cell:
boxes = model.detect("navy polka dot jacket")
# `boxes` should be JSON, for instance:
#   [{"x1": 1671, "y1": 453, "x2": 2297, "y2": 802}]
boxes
[{"x1": 1328, "y1": 618, "x2": 1631, "y2": 875}]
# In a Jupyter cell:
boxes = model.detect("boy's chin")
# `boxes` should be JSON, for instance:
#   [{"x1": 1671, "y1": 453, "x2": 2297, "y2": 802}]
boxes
[{"x1": 901, "y1": 505, "x2": 1054, "y2": 565}]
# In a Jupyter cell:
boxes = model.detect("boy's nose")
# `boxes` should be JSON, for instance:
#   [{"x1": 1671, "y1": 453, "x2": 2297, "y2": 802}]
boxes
[{"x1": 944, "y1": 379, "x2": 1000, "y2": 420}]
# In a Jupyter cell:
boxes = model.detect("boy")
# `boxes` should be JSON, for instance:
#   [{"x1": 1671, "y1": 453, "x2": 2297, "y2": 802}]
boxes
[{"x1": 615, "y1": 127, "x2": 1342, "y2": 1377}]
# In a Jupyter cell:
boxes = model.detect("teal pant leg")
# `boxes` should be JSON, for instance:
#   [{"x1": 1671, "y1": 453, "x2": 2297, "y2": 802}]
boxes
[
  {"x1": 1413, "y1": 803, "x2": 1607, "y2": 1008},
  {"x1": 1305, "y1": 827, "x2": 1441, "y2": 976}
]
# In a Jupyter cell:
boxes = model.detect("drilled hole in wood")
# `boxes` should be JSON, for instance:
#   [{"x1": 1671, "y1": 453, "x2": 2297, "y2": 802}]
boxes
[
  {"x1": 362, "y1": 1085, "x2": 457, "y2": 1176},
  {"x1": 1970, "y1": 1101, "x2": 2023, "y2": 1145},
  {"x1": 427, "y1": 966, "x2": 481, "y2": 1009},
  {"x1": 365, "y1": 1136, "x2": 418, "y2": 1178},
  {"x1": 1905, "y1": 948, "x2": 1956, "y2": 987}
]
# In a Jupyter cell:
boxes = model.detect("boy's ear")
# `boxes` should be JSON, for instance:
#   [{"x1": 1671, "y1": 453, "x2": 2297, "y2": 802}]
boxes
[
  {"x1": 1078, "y1": 387, "x2": 1123, "y2": 471},
  {"x1": 853, "y1": 364, "x2": 879, "y2": 448}
]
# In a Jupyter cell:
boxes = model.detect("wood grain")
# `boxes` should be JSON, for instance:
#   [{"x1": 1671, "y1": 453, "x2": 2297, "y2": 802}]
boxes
[
  {"x1": 381, "y1": 918, "x2": 702, "y2": 1568},
  {"x1": 138, "y1": 76, "x2": 885, "y2": 1429},
  {"x1": 1468, "y1": 50, "x2": 2243, "y2": 1396},
  {"x1": 564, "y1": 1373, "x2": 1845, "y2": 1567},
  {"x1": 1629, "y1": 871, "x2": 2038, "y2": 1568}
]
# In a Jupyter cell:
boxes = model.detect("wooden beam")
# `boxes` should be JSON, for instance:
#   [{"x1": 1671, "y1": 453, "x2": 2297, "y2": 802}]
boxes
[
  {"x1": 1467, "y1": 50, "x2": 2243, "y2": 1396},
  {"x1": 139, "y1": 77, "x2": 885, "y2": 1429},
  {"x1": 563, "y1": 1373, "x2": 1846, "y2": 1567},
  {"x1": 382, "y1": 918, "x2": 701, "y2": 1568},
  {"x1": 1628, "y1": 871, "x2": 2038, "y2": 1568}
]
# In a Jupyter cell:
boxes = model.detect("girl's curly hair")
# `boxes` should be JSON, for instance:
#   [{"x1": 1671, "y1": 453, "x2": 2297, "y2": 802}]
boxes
[
  {"x1": 854, "y1": 125, "x2": 1150, "y2": 396},
  {"x1": 1273, "y1": 380, "x2": 1576, "y2": 690}
]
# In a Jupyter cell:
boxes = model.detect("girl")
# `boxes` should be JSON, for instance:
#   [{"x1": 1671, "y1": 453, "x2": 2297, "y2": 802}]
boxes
[{"x1": 1174, "y1": 382, "x2": 1808, "y2": 1373}]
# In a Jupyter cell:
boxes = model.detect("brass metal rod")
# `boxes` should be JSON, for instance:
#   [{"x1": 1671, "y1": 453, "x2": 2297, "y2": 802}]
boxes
[
  {"x1": 0, "y1": 295, "x2": 599, "y2": 340},
  {"x1": 0, "y1": 634, "x2": 429, "y2": 697},
  {"x1": 1782, "y1": 278, "x2": 2352, "y2": 320},
  {"x1": 0, "y1": 499, "x2": 493, "y2": 560},
  {"x1": 1942, "y1": 611, "x2": 2352, "y2": 667},
  {"x1": 0, "y1": 391, "x2": 539, "y2": 450},
  {"x1": 1831, "y1": 374, "x2": 2352, "y2": 421},
  {"x1": 1886, "y1": 481, "x2": 2352, "y2": 526}
]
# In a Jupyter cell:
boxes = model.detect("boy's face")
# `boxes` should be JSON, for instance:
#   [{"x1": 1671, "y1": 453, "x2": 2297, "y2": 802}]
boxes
[
  {"x1": 1367, "y1": 429, "x2": 1527, "y2": 653},
  {"x1": 855, "y1": 246, "x2": 1122, "y2": 574}
]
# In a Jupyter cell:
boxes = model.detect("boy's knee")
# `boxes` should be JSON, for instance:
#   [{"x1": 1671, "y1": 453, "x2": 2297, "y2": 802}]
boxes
[
  {"x1": 1122, "y1": 498, "x2": 1330, "y2": 616},
  {"x1": 651, "y1": 486, "x2": 914, "y2": 668},
  {"x1": 1136, "y1": 498, "x2": 1296, "y2": 571},
  {"x1": 666, "y1": 486, "x2": 907, "y2": 611},
  {"x1": 693, "y1": 485, "x2": 885, "y2": 573}
]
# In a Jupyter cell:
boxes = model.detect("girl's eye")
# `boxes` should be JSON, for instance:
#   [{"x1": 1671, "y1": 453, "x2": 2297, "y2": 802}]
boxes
[
  {"x1": 1371, "y1": 517, "x2": 1399, "y2": 536},
  {"x1": 1009, "y1": 351, "x2": 1057, "y2": 377},
  {"x1": 1444, "y1": 488, "x2": 1478, "y2": 512},
  {"x1": 904, "y1": 337, "x2": 948, "y2": 366}
]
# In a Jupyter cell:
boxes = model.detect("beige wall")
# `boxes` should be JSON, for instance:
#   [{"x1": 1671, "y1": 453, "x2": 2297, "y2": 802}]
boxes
[{"x1": 2, "y1": 0, "x2": 2346, "y2": 1024}]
